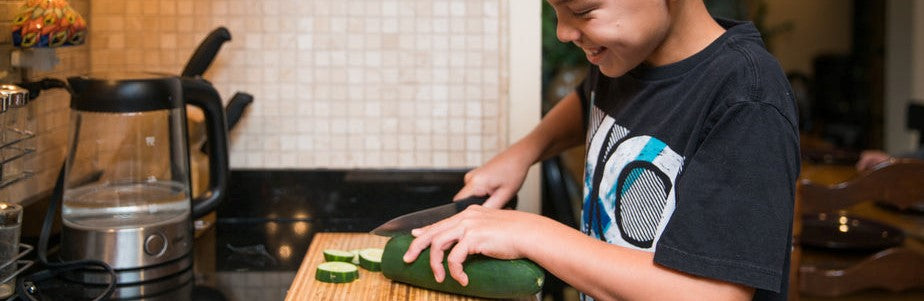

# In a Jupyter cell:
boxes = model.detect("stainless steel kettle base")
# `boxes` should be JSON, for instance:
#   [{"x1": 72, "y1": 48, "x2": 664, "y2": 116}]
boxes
[
  {"x1": 72, "y1": 266, "x2": 194, "y2": 300},
  {"x1": 62, "y1": 252, "x2": 193, "y2": 285},
  {"x1": 62, "y1": 213, "x2": 193, "y2": 272}
]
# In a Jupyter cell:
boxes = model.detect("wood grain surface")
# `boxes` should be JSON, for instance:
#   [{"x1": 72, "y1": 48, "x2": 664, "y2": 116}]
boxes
[{"x1": 285, "y1": 232, "x2": 488, "y2": 301}]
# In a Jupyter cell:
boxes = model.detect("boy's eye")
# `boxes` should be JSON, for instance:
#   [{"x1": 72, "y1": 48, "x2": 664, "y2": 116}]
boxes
[
  {"x1": 573, "y1": 9, "x2": 592, "y2": 17},
  {"x1": 571, "y1": 6, "x2": 597, "y2": 18}
]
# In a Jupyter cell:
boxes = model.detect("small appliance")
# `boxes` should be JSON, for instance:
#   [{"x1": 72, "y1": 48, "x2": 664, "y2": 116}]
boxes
[{"x1": 60, "y1": 72, "x2": 229, "y2": 286}]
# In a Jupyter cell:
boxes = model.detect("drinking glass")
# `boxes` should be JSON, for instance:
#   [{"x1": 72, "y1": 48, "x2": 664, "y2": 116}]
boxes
[{"x1": 0, "y1": 202, "x2": 23, "y2": 298}]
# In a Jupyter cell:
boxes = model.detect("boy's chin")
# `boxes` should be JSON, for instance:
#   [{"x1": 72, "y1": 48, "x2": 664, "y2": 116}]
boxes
[{"x1": 597, "y1": 64, "x2": 630, "y2": 78}]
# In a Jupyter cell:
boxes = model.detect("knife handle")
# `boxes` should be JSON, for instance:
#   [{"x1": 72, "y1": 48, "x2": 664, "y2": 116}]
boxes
[
  {"x1": 454, "y1": 195, "x2": 518, "y2": 210},
  {"x1": 504, "y1": 195, "x2": 518, "y2": 209},
  {"x1": 453, "y1": 196, "x2": 488, "y2": 212}
]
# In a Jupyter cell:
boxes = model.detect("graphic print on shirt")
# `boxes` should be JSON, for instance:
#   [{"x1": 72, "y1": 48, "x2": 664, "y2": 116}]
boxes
[{"x1": 582, "y1": 112, "x2": 684, "y2": 251}]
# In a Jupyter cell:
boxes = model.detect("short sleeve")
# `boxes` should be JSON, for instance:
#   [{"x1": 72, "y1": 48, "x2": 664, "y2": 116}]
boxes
[{"x1": 653, "y1": 101, "x2": 800, "y2": 293}]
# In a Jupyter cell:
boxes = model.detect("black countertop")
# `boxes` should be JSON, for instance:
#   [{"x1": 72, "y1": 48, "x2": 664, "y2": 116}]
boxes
[
  {"x1": 214, "y1": 169, "x2": 467, "y2": 272},
  {"x1": 20, "y1": 169, "x2": 468, "y2": 300}
]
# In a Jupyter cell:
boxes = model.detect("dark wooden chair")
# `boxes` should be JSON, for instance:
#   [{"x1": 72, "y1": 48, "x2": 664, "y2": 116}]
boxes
[
  {"x1": 796, "y1": 159, "x2": 924, "y2": 297},
  {"x1": 800, "y1": 159, "x2": 924, "y2": 213}
]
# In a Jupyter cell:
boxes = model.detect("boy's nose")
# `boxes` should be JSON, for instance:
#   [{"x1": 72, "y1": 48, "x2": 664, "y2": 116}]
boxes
[{"x1": 556, "y1": 20, "x2": 580, "y2": 43}]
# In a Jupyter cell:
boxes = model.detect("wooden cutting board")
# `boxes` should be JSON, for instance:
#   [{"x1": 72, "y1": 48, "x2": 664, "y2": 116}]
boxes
[{"x1": 285, "y1": 232, "x2": 488, "y2": 301}]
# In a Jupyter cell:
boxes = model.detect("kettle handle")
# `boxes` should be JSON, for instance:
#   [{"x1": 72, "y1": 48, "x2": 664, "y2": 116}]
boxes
[{"x1": 181, "y1": 77, "x2": 230, "y2": 218}]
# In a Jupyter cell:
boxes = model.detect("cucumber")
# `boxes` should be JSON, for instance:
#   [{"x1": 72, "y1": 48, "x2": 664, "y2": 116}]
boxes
[
  {"x1": 323, "y1": 249, "x2": 356, "y2": 263},
  {"x1": 381, "y1": 234, "x2": 545, "y2": 299},
  {"x1": 350, "y1": 249, "x2": 361, "y2": 265},
  {"x1": 358, "y1": 248, "x2": 383, "y2": 271},
  {"x1": 315, "y1": 261, "x2": 359, "y2": 283}
]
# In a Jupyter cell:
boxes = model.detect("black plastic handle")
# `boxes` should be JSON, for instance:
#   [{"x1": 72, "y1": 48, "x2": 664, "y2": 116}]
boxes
[
  {"x1": 181, "y1": 27, "x2": 232, "y2": 77},
  {"x1": 181, "y1": 77, "x2": 230, "y2": 218},
  {"x1": 199, "y1": 91, "x2": 253, "y2": 154},
  {"x1": 452, "y1": 196, "x2": 489, "y2": 212},
  {"x1": 225, "y1": 92, "x2": 253, "y2": 130},
  {"x1": 453, "y1": 195, "x2": 518, "y2": 210},
  {"x1": 16, "y1": 78, "x2": 70, "y2": 100}
]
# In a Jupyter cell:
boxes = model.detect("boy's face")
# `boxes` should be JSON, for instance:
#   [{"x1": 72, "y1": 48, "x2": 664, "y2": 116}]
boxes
[{"x1": 549, "y1": 0, "x2": 671, "y2": 77}]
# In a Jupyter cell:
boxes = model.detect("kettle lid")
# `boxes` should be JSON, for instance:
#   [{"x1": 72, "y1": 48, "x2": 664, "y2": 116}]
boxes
[{"x1": 67, "y1": 72, "x2": 185, "y2": 113}]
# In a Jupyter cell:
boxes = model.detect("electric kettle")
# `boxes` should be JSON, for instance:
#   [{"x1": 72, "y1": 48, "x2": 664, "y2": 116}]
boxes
[{"x1": 60, "y1": 72, "x2": 228, "y2": 285}]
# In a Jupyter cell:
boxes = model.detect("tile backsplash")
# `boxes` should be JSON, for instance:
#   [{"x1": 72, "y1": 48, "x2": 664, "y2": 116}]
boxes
[
  {"x1": 89, "y1": 0, "x2": 510, "y2": 169},
  {"x1": 1, "y1": 0, "x2": 514, "y2": 203}
]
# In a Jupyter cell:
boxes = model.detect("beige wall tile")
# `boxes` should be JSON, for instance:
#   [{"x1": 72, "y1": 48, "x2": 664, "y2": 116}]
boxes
[{"x1": 7, "y1": 0, "x2": 514, "y2": 172}]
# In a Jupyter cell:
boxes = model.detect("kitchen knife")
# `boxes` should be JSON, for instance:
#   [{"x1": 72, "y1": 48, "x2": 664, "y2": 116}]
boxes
[
  {"x1": 371, "y1": 196, "x2": 491, "y2": 237},
  {"x1": 182, "y1": 27, "x2": 232, "y2": 78}
]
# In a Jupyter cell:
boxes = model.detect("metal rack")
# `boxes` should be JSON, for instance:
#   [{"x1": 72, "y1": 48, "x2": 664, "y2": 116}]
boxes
[
  {"x1": 0, "y1": 244, "x2": 34, "y2": 300},
  {"x1": 0, "y1": 244, "x2": 34, "y2": 284},
  {"x1": 0, "y1": 85, "x2": 35, "y2": 190}
]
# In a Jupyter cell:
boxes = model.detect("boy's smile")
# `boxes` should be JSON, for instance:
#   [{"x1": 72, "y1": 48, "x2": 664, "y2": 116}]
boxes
[{"x1": 580, "y1": 45, "x2": 608, "y2": 65}]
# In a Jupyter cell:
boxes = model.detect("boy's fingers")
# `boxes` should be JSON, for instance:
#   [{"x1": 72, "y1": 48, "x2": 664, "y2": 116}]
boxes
[
  {"x1": 446, "y1": 241, "x2": 471, "y2": 286},
  {"x1": 453, "y1": 182, "x2": 494, "y2": 201},
  {"x1": 483, "y1": 188, "x2": 515, "y2": 209},
  {"x1": 406, "y1": 217, "x2": 457, "y2": 269},
  {"x1": 429, "y1": 243, "x2": 447, "y2": 283},
  {"x1": 463, "y1": 170, "x2": 476, "y2": 183},
  {"x1": 404, "y1": 228, "x2": 438, "y2": 263},
  {"x1": 403, "y1": 236, "x2": 426, "y2": 263},
  {"x1": 453, "y1": 186, "x2": 476, "y2": 201}
]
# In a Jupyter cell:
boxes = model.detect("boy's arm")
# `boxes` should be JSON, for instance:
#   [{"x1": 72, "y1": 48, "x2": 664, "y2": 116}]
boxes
[
  {"x1": 519, "y1": 90, "x2": 587, "y2": 162},
  {"x1": 522, "y1": 214, "x2": 756, "y2": 301},
  {"x1": 405, "y1": 205, "x2": 755, "y2": 301},
  {"x1": 454, "y1": 91, "x2": 585, "y2": 208}
]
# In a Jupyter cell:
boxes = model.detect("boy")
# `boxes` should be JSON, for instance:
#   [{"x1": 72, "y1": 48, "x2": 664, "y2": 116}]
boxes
[{"x1": 403, "y1": 0, "x2": 799, "y2": 300}]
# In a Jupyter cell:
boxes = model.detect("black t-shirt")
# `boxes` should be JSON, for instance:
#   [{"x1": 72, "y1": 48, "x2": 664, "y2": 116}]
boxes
[{"x1": 576, "y1": 19, "x2": 800, "y2": 300}]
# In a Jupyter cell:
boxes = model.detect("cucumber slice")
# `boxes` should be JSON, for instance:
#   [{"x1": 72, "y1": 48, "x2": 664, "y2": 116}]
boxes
[
  {"x1": 315, "y1": 262, "x2": 359, "y2": 283},
  {"x1": 350, "y1": 249, "x2": 361, "y2": 265},
  {"x1": 358, "y1": 248, "x2": 384, "y2": 271},
  {"x1": 323, "y1": 249, "x2": 356, "y2": 262}
]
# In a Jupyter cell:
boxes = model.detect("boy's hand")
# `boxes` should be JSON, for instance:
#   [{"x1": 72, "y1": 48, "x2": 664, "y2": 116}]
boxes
[
  {"x1": 401, "y1": 205, "x2": 541, "y2": 286},
  {"x1": 453, "y1": 91, "x2": 585, "y2": 209},
  {"x1": 453, "y1": 149, "x2": 532, "y2": 209}
]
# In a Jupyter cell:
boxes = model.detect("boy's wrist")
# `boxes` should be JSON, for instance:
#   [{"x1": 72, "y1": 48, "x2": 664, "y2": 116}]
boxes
[
  {"x1": 502, "y1": 135, "x2": 547, "y2": 168},
  {"x1": 515, "y1": 214, "x2": 567, "y2": 260}
]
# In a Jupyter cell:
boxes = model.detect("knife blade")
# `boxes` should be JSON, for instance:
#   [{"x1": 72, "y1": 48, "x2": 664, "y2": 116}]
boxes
[{"x1": 370, "y1": 196, "x2": 489, "y2": 237}]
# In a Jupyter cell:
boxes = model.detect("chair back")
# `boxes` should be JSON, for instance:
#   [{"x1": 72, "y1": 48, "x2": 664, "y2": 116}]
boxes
[
  {"x1": 799, "y1": 159, "x2": 924, "y2": 213},
  {"x1": 795, "y1": 159, "x2": 924, "y2": 298}
]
